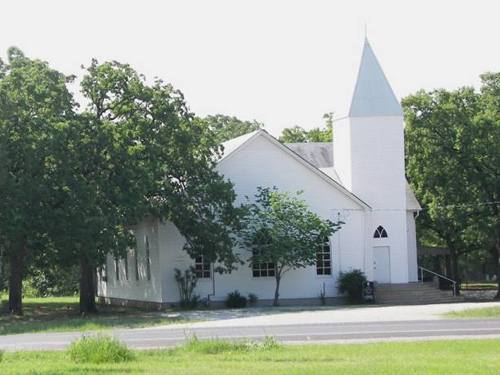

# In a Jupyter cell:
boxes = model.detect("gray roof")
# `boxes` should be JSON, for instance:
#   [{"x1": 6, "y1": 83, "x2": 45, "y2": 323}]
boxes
[
  {"x1": 285, "y1": 142, "x2": 333, "y2": 168},
  {"x1": 349, "y1": 39, "x2": 403, "y2": 117},
  {"x1": 287, "y1": 141, "x2": 420, "y2": 211}
]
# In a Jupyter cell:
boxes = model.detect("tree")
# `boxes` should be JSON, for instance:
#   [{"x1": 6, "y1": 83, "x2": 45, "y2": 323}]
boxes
[
  {"x1": 240, "y1": 187, "x2": 341, "y2": 305},
  {"x1": 200, "y1": 114, "x2": 263, "y2": 143},
  {"x1": 279, "y1": 112, "x2": 333, "y2": 143},
  {"x1": 403, "y1": 76, "x2": 500, "y2": 295},
  {"x1": 0, "y1": 48, "x2": 74, "y2": 314},
  {"x1": 47, "y1": 60, "x2": 242, "y2": 313}
]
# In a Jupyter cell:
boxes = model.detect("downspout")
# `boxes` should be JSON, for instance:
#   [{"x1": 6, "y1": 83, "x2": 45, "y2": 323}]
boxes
[{"x1": 207, "y1": 263, "x2": 216, "y2": 305}]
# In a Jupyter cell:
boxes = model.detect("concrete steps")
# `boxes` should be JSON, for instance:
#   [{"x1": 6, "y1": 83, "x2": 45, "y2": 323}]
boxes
[{"x1": 375, "y1": 282, "x2": 465, "y2": 305}]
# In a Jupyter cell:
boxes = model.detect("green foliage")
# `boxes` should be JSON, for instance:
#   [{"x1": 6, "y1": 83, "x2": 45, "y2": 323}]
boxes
[
  {"x1": 225, "y1": 290, "x2": 247, "y2": 308},
  {"x1": 67, "y1": 335, "x2": 134, "y2": 364},
  {"x1": 174, "y1": 268, "x2": 199, "y2": 309},
  {"x1": 338, "y1": 269, "x2": 367, "y2": 303},
  {"x1": 0, "y1": 51, "x2": 242, "y2": 314},
  {"x1": 241, "y1": 187, "x2": 341, "y2": 305},
  {"x1": 403, "y1": 74, "x2": 500, "y2": 291},
  {"x1": 0, "y1": 349, "x2": 3, "y2": 363},
  {"x1": 279, "y1": 112, "x2": 333, "y2": 143},
  {"x1": 200, "y1": 114, "x2": 263, "y2": 143},
  {"x1": 22, "y1": 266, "x2": 79, "y2": 297},
  {"x1": 0, "y1": 47, "x2": 75, "y2": 314},
  {"x1": 247, "y1": 293, "x2": 258, "y2": 306}
]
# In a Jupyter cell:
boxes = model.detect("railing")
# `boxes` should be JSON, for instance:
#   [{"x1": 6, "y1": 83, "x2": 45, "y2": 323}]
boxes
[{"x1": 419, "y1": 266, "x2": 458, "y2": 296}]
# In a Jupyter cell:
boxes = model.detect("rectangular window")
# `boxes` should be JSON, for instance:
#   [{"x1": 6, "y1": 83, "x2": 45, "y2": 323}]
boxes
[
  {"x1": 195, "y1": 256, "x2": 211, "y2": 278},
  {"x1": 252, "y1": 261, "x2": 276, "y2": 277},
  {"x1": 316, "y1": 239, "x2": 332, "y2": 275},
  {"x1": 134, "y1": 244, "x2": 139, "y2": 281},
  {"x1": 114, "y1": 257, "x2": 120, "y2": 281},
  {"x1": 124, "y1": 251, "x2": 129, "y2": 281},
  {"x1": 99, "y1": 264, "x2": 107, "y2": 282},
  {"x1": 145, "y1": 235, "x2": 151, "y2": 281}
]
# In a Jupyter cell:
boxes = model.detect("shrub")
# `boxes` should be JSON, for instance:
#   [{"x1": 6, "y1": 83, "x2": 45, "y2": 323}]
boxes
[
  {"x1": 338, "y1": 269, "x2": 367, "y2": 303},
  {"x1": 247, "y1": 293, "x2": 258, "y2": 306},
  {"x1": 225, "y1": 290, "x2": 247, "y2": 308},
  {"x1": 174, "y1": 268, "x2": 200, "y2": 309},
  {"x1": 67, "y1": 335, "x2": 134, "y2": 364}
]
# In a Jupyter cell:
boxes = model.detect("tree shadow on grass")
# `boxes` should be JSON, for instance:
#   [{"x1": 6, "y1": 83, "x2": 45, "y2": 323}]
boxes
[{"x1": 0, "y1": 297, "x2": 186, "y2": 335}]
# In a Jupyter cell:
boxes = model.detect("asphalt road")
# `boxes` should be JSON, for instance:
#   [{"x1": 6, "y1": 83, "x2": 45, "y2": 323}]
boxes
[{"x1": 1, "y1": 319, "x2": 500, "y2": 351}]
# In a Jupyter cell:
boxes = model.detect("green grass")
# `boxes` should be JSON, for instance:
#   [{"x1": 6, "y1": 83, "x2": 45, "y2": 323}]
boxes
[
  {"x1": 445, "y1": 306, "x2": 500, "y2": 319},
  {"x1": 0, "y1": 296, "x2": 190, "y2": 335},
  {"x1": 0, "y1": 339, "x2": 499, "y2": 374},
  {"x1": 68, "y1": 335, "x2": 134, "y2": 364},
  {"x1": 461, "y1": 282, "x2": 497, "y2": 291}
]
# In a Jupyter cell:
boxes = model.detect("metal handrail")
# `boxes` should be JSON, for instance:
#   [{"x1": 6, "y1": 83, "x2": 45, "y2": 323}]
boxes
[{"x1": 419, "y1": 266, "x2": 458, "y2": 296}]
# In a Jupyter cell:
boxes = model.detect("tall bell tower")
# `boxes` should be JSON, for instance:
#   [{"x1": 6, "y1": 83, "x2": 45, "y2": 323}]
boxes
[{"x1": 334, "y1": 38, "x2": 409, "y2": 283}]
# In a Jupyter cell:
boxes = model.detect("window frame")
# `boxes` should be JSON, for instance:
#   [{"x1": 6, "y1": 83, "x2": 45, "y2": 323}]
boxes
[
  {"x1": 252, "y1": 256, "x2": 276, "y2": 278},
  {"x1": 373, "y1": 226, "x2": 388, "y2": 238},
  {"x1": 194, "y1": 255, "x2": 211, "y2": 279},
  {"x1": 316, "y1": 238, "x2": 332, "y2": 276}
]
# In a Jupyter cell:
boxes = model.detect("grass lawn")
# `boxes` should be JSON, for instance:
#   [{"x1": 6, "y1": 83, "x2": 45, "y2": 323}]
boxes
[
  {"x1": 461, "y1": 282, "x2": 498, "y2": 291},
  {"x1": 0, "y1": 296, "x2": 189, "y2": 335},
  {"x1": 0, "y1": 339, "x2": 499, "y2": 374},
  {"x1": 445, "y1": 305, "x2": 500, "y2": 319}
]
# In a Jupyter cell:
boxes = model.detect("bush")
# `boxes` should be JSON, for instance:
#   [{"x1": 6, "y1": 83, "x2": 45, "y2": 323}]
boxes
[
  {"x1": 67, "y1": 335, "x2": 134, "y2": 364},
  {"x1": 247, "y1": 293, "x2": 258, "y2": 306},
  {"x1": 174, "y1": 268, "x2": 200, "y2": 309},
  {"x1": 225, "y1": 290, "x2": 247, "y2": 308},
  {"x1": 338, "y1": 269, "x2": 367, "y2": 303}
]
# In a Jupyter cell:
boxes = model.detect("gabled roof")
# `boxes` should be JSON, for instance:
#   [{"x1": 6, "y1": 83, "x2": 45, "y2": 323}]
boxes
[
  {"x1": 220, "y1": 130, "x2": 371, "y2": 209},
  {"x1": 286, "y1": 142, "x2": 333, "y2": 168},
  {"x1": 349, "y1": 38, "x2": 403, "y2": 118},
  {"x1": 219, "y1": 130, "x2": 261, "y2": 161},
  {"x1": 279, "y1": 140, "x2": 422, "y2": 211}
]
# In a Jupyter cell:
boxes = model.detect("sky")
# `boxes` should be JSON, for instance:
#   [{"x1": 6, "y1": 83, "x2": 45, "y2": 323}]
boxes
[{"x1": 1, "y1": 0, "x2": 499, "y2": 136}]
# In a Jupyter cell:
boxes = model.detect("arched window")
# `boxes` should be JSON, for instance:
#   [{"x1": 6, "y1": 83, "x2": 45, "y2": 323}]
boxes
[{"x1": 373, "y1": 226, "x2": 388, "y2": 238}]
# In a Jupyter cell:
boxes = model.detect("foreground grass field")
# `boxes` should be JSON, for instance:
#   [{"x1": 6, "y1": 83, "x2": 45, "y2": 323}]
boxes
[
  {"x1": 0, "y1": 339, "x2": 499, "y2": 374},
  {"x1": 446, "y1": 305, "x2": 500, "y2": 319},
  {"x1": 0, "y1": 296, "x2": 189, "y2": 335}
]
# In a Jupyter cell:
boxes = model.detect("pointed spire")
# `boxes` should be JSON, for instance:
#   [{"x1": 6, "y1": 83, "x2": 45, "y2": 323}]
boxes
[{"x1": 349, "y1": 38, "x2": 402, "y2": 117}]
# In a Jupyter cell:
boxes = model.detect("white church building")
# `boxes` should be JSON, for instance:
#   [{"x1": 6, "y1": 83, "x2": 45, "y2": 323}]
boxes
[{"x1": 97, "y1": 39, "x2": 422, "y2": 307}]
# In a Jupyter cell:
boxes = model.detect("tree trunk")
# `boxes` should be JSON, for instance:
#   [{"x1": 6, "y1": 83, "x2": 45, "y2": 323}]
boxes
[
  {"x1": 273, "y1": 275, "x2": 281, "y2": 306},
  {"x1": 79, "y1": 256, "x2": 97, "y2": 314},
  {"x1": 447, "y1": 242, "x2": 460, "y2": 296},
  {"x1": 8, "y1": 243, "x2": 27, "y2": 315}
]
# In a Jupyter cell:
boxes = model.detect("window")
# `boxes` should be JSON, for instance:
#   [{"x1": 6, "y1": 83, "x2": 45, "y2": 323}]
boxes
[
  {"x1": 124, "y1": 251, "x2": 129, "y2": 281},
  {"x1": 133, "y1": 243, "x2": 139, "y2": 281},
  {"x1": 114, "y1": 257, "x2": 120, "y2": 281},
  {"x1": 316, "y1": 238, "x2": 332, "y2": 275},
  {"x1": 252, "y1": 259, "x2": 276, "y2": 277},
  {"x1": 374, "y1": 226, "x2": 388, "y2": 238},
  {"x1": 145, "y1": 235, "x2": 151, "y2": 281},
  {"x1": 99, "y1": 264, "x2": 107, "y2": 282},
  {"x1": 195, "y1": 256, "x2": 211, "y2": 278}
]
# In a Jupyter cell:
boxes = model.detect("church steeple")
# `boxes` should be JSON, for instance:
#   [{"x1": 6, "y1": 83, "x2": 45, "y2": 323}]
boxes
[{"x1": 349, "y1": 38, "x2": 402, "y2": 117}]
